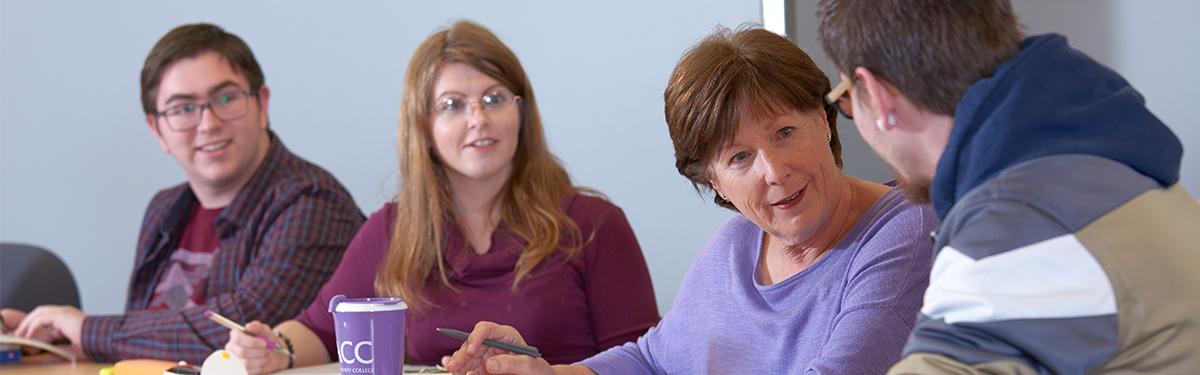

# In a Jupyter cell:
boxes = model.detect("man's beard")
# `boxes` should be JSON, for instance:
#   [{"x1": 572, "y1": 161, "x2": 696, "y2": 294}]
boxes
[{"x1": 891, "y1": 165, "x2": 932, "y2": 204}]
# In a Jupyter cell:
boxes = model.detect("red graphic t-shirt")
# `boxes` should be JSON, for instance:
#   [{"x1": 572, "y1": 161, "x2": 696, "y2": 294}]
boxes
[{"x1": 149, "y1": 205, "x2": 223, "y2": 310}]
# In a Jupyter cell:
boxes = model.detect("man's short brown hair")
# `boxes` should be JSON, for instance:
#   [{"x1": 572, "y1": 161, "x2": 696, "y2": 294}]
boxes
[
  {"x1": 664, "y1": 26, "x2": 840, "y2": 210},
  {"x1": 817, "y1": 0, "x2": 1023, "y2": 115},
  {"x1": 140, "y1": 23, "x2": 264, "y2": 114}
]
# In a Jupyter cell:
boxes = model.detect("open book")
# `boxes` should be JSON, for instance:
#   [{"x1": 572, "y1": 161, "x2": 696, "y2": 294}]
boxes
[{"x1": 0, "y1": 334, "x2": 77, "y2": 364}]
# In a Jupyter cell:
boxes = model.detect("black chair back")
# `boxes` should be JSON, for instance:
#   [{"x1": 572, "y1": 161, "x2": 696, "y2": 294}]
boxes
[{"x1": 0, "y1": 243, "x2": 81, "y2": 311}]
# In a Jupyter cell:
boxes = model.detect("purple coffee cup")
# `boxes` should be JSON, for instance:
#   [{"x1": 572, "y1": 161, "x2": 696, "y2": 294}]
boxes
[{"x1": 328, "y1": 294, "x2": 407, "y2": 375}]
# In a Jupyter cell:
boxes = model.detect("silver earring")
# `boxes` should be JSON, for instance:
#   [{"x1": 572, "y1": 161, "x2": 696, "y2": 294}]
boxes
[
  {"x1": 875, "y1": 118, "x2": 886, "y2": 132},
  {"x1": 888, "y1": 113, "x2": 897, "y2": 126}
]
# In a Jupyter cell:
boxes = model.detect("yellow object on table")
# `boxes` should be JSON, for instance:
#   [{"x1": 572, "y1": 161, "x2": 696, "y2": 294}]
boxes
[{"x1": 111, "y1": 358, "x2": 180, "y2": 374}]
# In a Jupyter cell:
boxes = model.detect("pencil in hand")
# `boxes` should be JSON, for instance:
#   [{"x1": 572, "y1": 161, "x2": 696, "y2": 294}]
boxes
[{"x1": 204, "y1": 310, "x2": 281, "y2": 351}]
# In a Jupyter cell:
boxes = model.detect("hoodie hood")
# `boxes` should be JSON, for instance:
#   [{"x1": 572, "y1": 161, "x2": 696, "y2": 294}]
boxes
[{"x1": 931, "y1": 34, "x2": 1182, "y2": 219}]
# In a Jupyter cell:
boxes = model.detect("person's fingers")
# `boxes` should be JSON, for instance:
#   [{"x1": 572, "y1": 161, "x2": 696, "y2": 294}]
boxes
[
  {"x1": 12, "y1": 307, "x2": 42, "y2": 338},
  {"x1": 226, "y1": 337, "x2": 268, "y2": 358},
  {"x1": 446, "y1": 345, "x2": 485, "y2": 374},
  {"x1": 243, "y1": 321, "x2": 272, "y2": 335},
  {"x1": 466, "y1": 321, "x2": 498, "y2": 355},
  {"x1": 228, "y1": 329, "x2": 248, "y2": 345},
  {"x1": 240, "y1": 347, "x2": 271, "y2": 359},
  {"x1": 224, "y1": 341, "x2": 240, "y2": 355},
  {"x1": 13, "y1": 307, "x2": 54, "y2": 339},
  {"x1": 245, "y1": 358, "x2": 270, "y2": 375},
  {"x1": 230, "y1": 328, "x2": 268, "y2": 349},
  {"x1": 227, "y1": 334, "x2": 272, "y2": 363},
  {"x1": 445, "y1": 346, "x2": 464, "y2": 370},
  {"x1": 466, "y1": 321, "x2": 526, "y2": 355},
  {"x1": 485, "y1": 354, "x2": 553, "y2": 375},
  {"x1": 1, "y1": 309, "x2": 26, "y2": 331},
  {"x1": 242, "y1": 321, "x2": 285, "y2": 349},
  {"x1": 447, "y1": 322, "x2": 532, "y2": 374},
  {"x1": 243, "y1": 353, "x2": 272, "y2": 374},
  {"x1": 446, "y1": 323, "x2": 495, "y2": 372},
  {"x1": 13, "y1": 311, "x2": 51, "y2": 354},
  {"x1": 226, "y1": 322, "x2": 285, "y2": 375},
  {"x1": 225, "y1": 340, "x2": 250, "y2": 362},
  {"x1": 227, "y1": 341, "x2": 278, "y2": 375},
  {"x1": 15, "y1": 306, "x2": 69, "y2": 342}
]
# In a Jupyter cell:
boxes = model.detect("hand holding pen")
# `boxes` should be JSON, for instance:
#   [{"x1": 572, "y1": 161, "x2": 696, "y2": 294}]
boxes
[
  {"x1": 441, "y1": 322, "x2": 557, "y2": 375},
  {"x1": 437, "y1": 328, "x2": 540, "y2": 358},
  {"x1": 205, "y1": 310, "x2": 285, "y2": 353},
  {"x1": 209, "y1": 311, "x2": 296, "y2": 374}
]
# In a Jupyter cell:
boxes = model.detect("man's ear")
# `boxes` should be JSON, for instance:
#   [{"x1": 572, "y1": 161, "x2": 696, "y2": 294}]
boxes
[
  {"x1": 145, "y1": 114, "x2": 169, "y2": 153},
  {"x1": 255, "y1": 84, "x2": 271, "y2": 131},
  {"x1": 854, "y1": 67, "x2": 898, "y2": 130}
]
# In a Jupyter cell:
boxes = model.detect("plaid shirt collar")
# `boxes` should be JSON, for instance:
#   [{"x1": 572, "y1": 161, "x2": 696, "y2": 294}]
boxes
[{"x1": 148, "y1": 131, "x2": 287, "y2": 258}]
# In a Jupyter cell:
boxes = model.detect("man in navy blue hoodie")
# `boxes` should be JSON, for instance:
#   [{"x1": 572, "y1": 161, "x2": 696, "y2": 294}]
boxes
[{"x1": 817, "y1": 1, "x2": 1200, "y2": 373}]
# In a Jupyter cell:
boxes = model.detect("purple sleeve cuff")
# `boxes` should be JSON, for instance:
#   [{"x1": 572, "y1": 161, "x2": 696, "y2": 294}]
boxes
[
  {"x1": 81, "y1": 315, "x2": 121, "y2": 362},
  {"x1": 577, "y1": 341, "x2": 656, "y2": 375}
]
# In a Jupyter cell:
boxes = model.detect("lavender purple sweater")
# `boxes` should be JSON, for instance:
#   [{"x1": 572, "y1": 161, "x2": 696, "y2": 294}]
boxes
[{"x1": 580, "y1": 188, "x2": 937, "y2": 374}]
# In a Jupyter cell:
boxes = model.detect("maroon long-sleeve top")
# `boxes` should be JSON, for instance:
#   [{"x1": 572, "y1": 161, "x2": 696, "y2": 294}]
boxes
[{"x1": 295, "y1": 193, "x2": 660, "y2": 365}]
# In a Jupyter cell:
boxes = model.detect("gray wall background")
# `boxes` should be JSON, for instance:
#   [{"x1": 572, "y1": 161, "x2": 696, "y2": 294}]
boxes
[{"x1": 2, "y1": 1, "x2": 1196, "y2": 316}]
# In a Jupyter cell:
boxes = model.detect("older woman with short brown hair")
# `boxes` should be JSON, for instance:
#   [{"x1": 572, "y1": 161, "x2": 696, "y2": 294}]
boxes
[{"x1": 445, "y1": 26, "x2": 938, "y2": 375}]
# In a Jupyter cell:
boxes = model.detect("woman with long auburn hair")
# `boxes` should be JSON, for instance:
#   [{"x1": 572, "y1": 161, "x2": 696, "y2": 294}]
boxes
[{"x1": 224, "y1": 20, "x2": 659, "y2": 374}]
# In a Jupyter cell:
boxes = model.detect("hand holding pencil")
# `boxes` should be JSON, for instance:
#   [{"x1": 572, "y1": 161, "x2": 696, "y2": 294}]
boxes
[
  {"x1": 207, "y1": 311, "x2": 291, "y2": 374},
  {"x1": 205, "y1": 310, "x2": 284, "y2": 352},
  {"x1": 441, "y1": 321, "x2": 557, "y2": 375}
]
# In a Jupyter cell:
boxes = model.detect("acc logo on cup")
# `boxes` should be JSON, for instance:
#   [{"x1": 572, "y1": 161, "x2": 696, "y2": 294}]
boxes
[{"x1": 339, "y1": 340, "x2": 374, "y2": 365}]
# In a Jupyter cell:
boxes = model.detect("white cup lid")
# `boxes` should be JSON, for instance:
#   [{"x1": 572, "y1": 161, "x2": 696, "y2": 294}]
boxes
[{"x1": 333, "y1": 298, "x2": 408, "y2": 312}]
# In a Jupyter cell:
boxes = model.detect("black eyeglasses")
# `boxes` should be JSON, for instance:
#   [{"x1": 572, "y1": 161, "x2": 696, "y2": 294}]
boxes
[
  {"x1": 825, "y1": 79, "x2": 853, "y2": 119},
  {"x1": 154, "y1": 89, "x2": 258, "y2": 131}
]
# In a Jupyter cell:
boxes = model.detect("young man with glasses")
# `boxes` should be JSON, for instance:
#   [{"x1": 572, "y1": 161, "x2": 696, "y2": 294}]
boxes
[
  {"x1": 2, "y1": 23, "x2": 365, "y2": 364},
  {"x1": 818, "y1": 0, "x2": 1200, "y2": 373}
]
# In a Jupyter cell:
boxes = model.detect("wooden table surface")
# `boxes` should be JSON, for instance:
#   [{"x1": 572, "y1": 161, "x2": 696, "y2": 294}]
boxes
[{"x1": 0, "y1": 354, "x2": 106, "y2": 375}]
